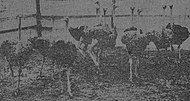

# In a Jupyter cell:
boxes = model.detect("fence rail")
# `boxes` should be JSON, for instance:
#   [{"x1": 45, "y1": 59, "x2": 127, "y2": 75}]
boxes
[
  {"x1": 1, "y1": 14, "x2": 190, "y2": 22},
  {"x1": 0, "y1": 14, "x2": 190, "y2": 35},
  {"x1": 0, "y1": 25, "x2": 52, "y2": 34}
]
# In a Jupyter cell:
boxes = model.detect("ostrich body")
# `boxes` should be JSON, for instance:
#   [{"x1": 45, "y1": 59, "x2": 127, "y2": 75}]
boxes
[
  {"x1": 121, "y1": 27, "x2": 150, "y2": 82},
  {"x1": 165, "y1": 5, "x2": 190, "y2": 59},
  {"x1": 146, "y1": 5, "x2": 173, "y2": 52},
  {"x1": 50, "y1": 40, "x2": 77, "y2": 97},
  {"x1": 146, "y1": 28, "x2": 172, "y2": 52},
  {"x1": 166, "y1": 23, "x2": 190, "y2": 59},
  {"x1": 121, "y1": 7, "x2": 151, "y2": 82},
  {"x1": 69, "y1": 25, "x2": 117, "y2": 67}
]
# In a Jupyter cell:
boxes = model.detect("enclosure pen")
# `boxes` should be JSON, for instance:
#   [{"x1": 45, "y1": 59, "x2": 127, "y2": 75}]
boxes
[{"x1": 0, "y1": 0, "x2": 190, "y2": 101}]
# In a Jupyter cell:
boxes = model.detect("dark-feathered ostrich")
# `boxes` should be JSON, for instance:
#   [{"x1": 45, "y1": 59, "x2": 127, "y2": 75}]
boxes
[
  {"x1": 68, "y1": 1, "x2": 118, "y2": 68},
  {"x1": 146, "y1": 5, "x2": 173, "y2": 52},
  {"x1": 121, "y1": 7, "x2": 151, "y2": 82},
  {"x1": 28, "y1": 37, "x2": 51, "y2": 77},
  {"x1": 49, "y1": 40, "x2": 77, "y2": 97},
  {"x1": 68, "y1": 23, "x2": 117, "y2": 68},
  {"x1": 165, "y1": 5, "x2": 190, "y2": 59}
]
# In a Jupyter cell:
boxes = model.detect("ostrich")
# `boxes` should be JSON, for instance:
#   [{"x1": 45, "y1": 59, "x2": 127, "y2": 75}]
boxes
[
  {"x1": 111, "y1": 0, "x2": 118, "y2": 28},
  {"x1": 68, "y1": 24, "x2": 117, "y2": 69},
  {"x1": 49, "y1": 40, "x2": 77, "y2": 97},
  {"x1": 28, "y1": 37, "x2": 51, "y2": 78},
  {"x1": 165, "y1": 5, "x2": 190, "y2": 59},
  {"x1": 95, "y1": 1, "x2": 103, "y2": 25},
  {"x1": 68, "y1": 1, "x2": 118, "y2": 68},
  {"x1": 103, "y1": 8, "x2": 108, "y2": 27},
  {"x1": 146, "y1": 5, "x2": 172, "y2": 52},
  {"x1": 121, "y1": 7, "x2": 150, "y2": 82}
]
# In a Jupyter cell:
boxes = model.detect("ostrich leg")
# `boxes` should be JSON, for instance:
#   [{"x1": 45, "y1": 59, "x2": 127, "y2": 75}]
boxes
[
  {"x1": 171, "y1": 45, "x2": 174, "y2": 51},
  {"x1": 135, "y1": 56, "x2": 140, "y2": 78},
  {"x1": 165, "y1": 47, "x2": 167, "y2": 51},
  {"x1": 156, "y1": 46, "x2": 160, "y2": 52},
  {"x1": 77, "y1": 38, "x2": 86, "y2": 57},
  {"x1": 87, "y1": 45, "x2": 99, "y2": 66},
  {"x1": 97, "y1": 48, "x2": 102, "y2": 71},
  {"x1": 178, "y1": 45, "x2": 181, "y2": 59},
  {"x1": 66, "y1": 68, "x2": 73, "y2": 97},
  {"x1": 129, "y1": 57, "x2": 133, "y2": 82}
]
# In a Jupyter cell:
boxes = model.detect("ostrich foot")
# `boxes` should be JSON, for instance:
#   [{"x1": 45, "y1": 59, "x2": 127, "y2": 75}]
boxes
[
  {"x1": 129, "y1": 77, "x2": 133, "y2": 82},
  {"x1": 78, "y1": 49, "x2": 85, "y2": 57},
  {"x1": 68, "y1": 91, "x2": 73, "y2": 98},
  {"x1": 135, "y1": 73, "x2": 140, "y2": 78}
]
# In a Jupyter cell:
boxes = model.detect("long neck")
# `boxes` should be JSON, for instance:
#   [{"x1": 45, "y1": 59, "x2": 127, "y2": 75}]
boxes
[
  {"x1": 131, "y1": 8, "x2": 135, "y2": 27},
  {"x1": 103, "y1": 9, "x2": 107, "y2": 26},
  {"x1": 65, "y1": 19, "x2": 69, "y2": 42},
  {"x1": 162, "y1": 6, "x2": 166, "y2": 27},
  {"x1": 137, "y1": 12, "x2": 140, "y2": 30},
  {"x1": 170, "y1": 5, "x2": 173, "y2": 27}
]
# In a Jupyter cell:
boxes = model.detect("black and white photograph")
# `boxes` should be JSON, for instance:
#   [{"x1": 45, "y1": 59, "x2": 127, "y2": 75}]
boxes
[{"x1": 0, "y1": 0, "x2": 190, "y2": 100}]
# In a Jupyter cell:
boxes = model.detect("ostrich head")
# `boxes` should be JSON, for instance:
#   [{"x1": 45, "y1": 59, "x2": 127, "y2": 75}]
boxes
[
  {"x1": 137, "y1": 8, "x2": 143, "y2": 15},
  {"x1": 130, "y1": 7, "x2": 135, "y2": 12},
  {"x1": 64, "y1": 17, "x2": 69, "y2": 25},
  {"x1": 162, "y1": 5, "x2": 167, "y2": 10},
  {"x1": 112, "y1": 0, "x2": 116, "y2": 4},
  {"x1": 95, "y1": 1, "x2": 100, "y2": 6},
  {"x1": 103, "y1": 8, "x2": 108, "y2": 16},
  {"x1": 166, "y1": 23, "x2": 172, "y2": 29},
  {"x1": 169, "y1": 5, "x2": 173, "y2": 10}
]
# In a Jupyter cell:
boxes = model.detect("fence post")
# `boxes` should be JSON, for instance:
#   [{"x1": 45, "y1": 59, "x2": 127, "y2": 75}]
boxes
[
  {"x1": 36, "y1": 0, "x2": 42, "y2": 37},
  {"x1": 111, "y1": 0, "x2": 117, "y2": 28},
  {"x1": 18, "y1": 15, "x2": 22, "y2": 41}
]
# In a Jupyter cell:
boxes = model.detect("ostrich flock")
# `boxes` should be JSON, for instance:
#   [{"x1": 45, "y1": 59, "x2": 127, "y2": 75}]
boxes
[
  {"x1": 68, "y1": 2, "x2": 190, "y2": 82},
  {"x1": 0, "y1": 1, "x2": 190, "y2": 98}
]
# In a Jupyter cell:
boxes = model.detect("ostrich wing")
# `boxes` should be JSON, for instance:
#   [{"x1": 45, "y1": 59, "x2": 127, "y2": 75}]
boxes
[
  {"x1": 68, "y1": 27, "x2": 83, "y2": 41},
  {"x1": 124, "y1": 26, "x2": 137, "y2": 32},
  {"x1": 171, "y1": 25, "x2": 190, "y2": 44}
]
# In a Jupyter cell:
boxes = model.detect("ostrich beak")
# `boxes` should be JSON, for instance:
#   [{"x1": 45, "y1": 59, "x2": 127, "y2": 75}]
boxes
[{"x1": 114, "y1": 5, "x2": 118, "y2": 9}]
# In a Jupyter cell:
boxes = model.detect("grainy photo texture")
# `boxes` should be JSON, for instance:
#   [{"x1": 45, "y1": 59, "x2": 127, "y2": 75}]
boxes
[{"x1": 0, "y1": 0, "x2": 190, "y2": 101}]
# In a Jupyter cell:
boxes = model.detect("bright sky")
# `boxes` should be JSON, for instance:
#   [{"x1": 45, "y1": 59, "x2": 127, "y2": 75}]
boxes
[{"x1": 0, "y1": 0, "x2": 190, "y2": 50}]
